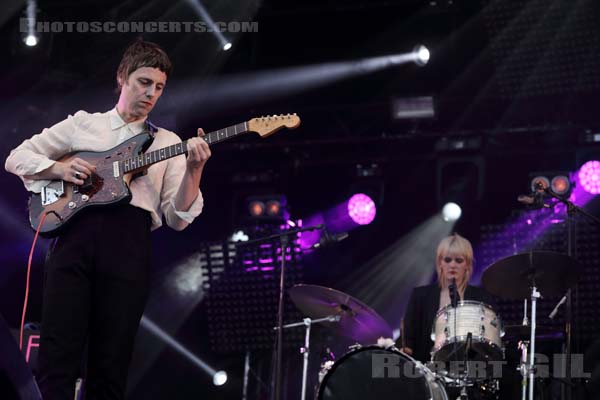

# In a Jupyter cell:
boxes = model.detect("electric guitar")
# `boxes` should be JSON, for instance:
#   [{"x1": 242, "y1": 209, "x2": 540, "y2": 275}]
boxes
[{"x1": 28, "y1": 114, "x2": 301, "y2": 236}]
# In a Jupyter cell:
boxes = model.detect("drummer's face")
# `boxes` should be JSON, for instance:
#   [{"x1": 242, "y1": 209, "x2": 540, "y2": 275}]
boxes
[{"x1": 440, "y1": 252, "x2": 467, "y2": 283}]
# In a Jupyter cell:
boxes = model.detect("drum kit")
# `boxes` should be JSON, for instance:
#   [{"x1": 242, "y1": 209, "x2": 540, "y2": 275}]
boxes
[{"x1": 284, "y1": 251, "x2": 581, "y2": 400}]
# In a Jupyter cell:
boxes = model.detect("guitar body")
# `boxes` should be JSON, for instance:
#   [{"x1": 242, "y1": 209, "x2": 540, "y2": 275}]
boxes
[{"x1": 29, "y1": 133, "x2": 152, "y2": 237}]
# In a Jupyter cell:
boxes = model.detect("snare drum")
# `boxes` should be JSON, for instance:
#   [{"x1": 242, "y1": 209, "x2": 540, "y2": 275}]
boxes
[
  {"x1": 318, "y1": 345, "x2": 448, "y2": 400},
  {"x1": 431, "y1": 301, "x2": 504, "y2": 363}
]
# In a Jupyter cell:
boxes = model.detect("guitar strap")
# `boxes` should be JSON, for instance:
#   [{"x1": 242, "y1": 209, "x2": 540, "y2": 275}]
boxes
[
  {"x1": 132, "y1": 119, "x2": 158, "y2": 180},
  {"x1": 145, "y1": 119, "x2": 158, "y2": 138}
]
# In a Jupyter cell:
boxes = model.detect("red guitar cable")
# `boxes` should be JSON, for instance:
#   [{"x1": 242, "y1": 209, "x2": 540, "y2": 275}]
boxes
[{"x1": 20, "y1": 212, "x2": 49, "y2": 350}]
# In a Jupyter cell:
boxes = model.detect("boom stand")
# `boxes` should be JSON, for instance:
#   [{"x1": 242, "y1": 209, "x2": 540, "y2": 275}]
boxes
[
  {"x1": 541, "y1": 186, "x2": 600, "y2": 400},
  {"x1": 274, "y1": 315, "x2": 340, "y2": 400},
  {"x1": 237, "y1": 224, "x2": 325, "y2": 400}
]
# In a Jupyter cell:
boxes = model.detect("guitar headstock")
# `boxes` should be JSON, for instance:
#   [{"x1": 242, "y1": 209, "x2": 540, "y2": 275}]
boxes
[{"x1": 248, "y1": 114, "x2": 301, "y2": 138}]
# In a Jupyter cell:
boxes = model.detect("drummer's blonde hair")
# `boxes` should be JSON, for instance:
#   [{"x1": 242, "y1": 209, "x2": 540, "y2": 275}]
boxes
[{"x1": 436, "y1": 233, "x2": 473, "y2": 292}]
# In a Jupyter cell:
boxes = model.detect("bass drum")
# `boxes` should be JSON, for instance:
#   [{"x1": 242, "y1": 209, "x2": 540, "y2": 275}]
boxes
[{"x1": 317, "y1": 346, "x2": 447, "y2": 400}]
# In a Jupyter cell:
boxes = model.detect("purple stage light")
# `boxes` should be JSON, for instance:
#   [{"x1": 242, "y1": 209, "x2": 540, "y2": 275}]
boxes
[
  {"x1": 347, "y1": 193, "x2": 376, "y2": 225},
  {"x1": 578, "y1": 160, "x2": 600, "y2": 194}
]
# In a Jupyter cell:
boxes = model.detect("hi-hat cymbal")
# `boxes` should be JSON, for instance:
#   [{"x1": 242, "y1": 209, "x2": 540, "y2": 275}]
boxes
[
  {"x1": 482, "y1": 251, "x2": 580, "y2": 300},
  {"x1": 289, "y1": 284, "x2": 392, "y2": 344}
]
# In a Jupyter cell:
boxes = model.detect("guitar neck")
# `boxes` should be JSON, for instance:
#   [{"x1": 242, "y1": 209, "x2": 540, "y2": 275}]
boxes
[{"x1": 123, "y1": 121, "x2": 248, "y2": 173}]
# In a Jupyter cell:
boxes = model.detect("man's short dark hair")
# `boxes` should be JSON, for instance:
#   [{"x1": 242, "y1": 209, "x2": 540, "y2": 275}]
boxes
[{"x1": 116, "y1": 40, "x2": 172, "y2": 91}]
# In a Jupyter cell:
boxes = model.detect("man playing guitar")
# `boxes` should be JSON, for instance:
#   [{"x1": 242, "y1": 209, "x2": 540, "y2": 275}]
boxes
[{"x1": 5, "y1": 40, "x2": 211, "y2": 400}]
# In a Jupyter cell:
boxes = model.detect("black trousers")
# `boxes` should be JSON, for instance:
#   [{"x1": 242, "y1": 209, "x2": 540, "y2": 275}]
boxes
[{"x1": 37, "y1": 204, "x2": 152, "y2": 400}]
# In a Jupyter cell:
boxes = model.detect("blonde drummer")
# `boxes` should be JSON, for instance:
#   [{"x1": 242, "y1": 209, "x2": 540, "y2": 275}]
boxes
[{"x1": 400, "y1": 233, "x2": 496, "y2": 362}]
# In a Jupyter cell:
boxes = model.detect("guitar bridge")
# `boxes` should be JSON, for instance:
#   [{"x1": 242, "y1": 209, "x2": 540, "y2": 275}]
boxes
[{"x1": 41, "y1": 180, "x2": 65, "y2": 206}]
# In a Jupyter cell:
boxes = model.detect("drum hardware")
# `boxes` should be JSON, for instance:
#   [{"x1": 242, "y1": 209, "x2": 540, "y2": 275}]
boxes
[
  {"x1": 238, "y1": 224, "x2": 325, "y2": 400},
  {"x1": 288, "y1": 284, "x2": 393, "y2": 400},
  {"x1": 482, "y1": 251, "x2": 583, "y2": 400},
  {"x1": 273, "y1": 315, "x2": 340, "y2": 400},
  {"x1": 518, "y1": 340, "x2": 529, "y2": 400}
]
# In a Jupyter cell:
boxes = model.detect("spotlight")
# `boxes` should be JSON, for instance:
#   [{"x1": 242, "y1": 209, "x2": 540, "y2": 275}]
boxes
[
  {"x1": 530, "y1": 176, "x2": 550, "y2": 192},
  {"x1": 223, "y1": 42, "x2": 232, "y2": 51},
  {"x1": 578, "y1": 160, "x2": 600, "y2": 194},
  {"x1": 23, "y1": 0, "x2": 38, "y2": 47},
  {"x1": 530, "y1": 173, "x2": 572, "y2": 196},
  {"x1": 213, "y1": 370, "x2": 228, "y2": 386},
  {"x1": 248, "y1": 201, "x2": 265, "y2": 217},
  {"x1": 347, "y1": 193, "x2": 376, "y2": 225},
  {"x1": 442, "y1": 202, "x2": 462, "y2": 222},
  {"x1": 551, "y1": 175, "x2": 571, "y2": 195},
  {"x1": 24, "y1": 34, "x2": 38, "y2": 47},
  {"x1": 413, "y1": 45, "x2": 430, "y2": 66},
  {"x1": 244, "y1": 195, "x2": 288, "y2": 221},
  {"x1": 141, "y1": 316, "x2": 224, "y2": 385},
  {"x1": 266, "y1": 200, "x2": 281, "y2": 216},
  {"x1": 230, "y1": 230, "x2": 249, "y2": 242}
]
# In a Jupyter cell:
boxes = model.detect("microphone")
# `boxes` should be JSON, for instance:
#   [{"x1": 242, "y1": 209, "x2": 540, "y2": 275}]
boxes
[
  {"x1": 311, "y1": 229, "x2": 349, "y2": 249},
  {"x1": 517, "y1": 192, "x2": 549, "y2": 209},
  {"x1": 449, "y1": 278, "x2": 458, "y2": 308}
]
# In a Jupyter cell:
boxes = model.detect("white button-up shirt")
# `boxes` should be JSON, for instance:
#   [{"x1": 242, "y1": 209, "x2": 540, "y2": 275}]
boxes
[{"x1": 5, "y1": 108, "x2": 203, "y2": 231}]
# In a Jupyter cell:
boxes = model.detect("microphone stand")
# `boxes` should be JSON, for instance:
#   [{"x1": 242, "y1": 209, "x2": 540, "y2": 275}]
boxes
[
  {"x1": 273, "y1": 315, "x2": 341, "y2": 400},
  {"x1": 541, "y1": 186, "x2": 600, "y2": 400},
  {"x1": 236, "y1": 224, "x2": 325, "y2": 400}
]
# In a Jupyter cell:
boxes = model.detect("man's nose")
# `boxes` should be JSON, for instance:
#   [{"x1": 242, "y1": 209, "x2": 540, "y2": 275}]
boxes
[{"x1": 145, "y1": 86, "x2": 156, "y2": 97}]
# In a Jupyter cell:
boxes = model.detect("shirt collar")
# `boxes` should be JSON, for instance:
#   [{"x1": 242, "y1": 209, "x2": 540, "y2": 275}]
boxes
[{"x1": 109, "y1": 107, "x2": 148, "y2": 133}]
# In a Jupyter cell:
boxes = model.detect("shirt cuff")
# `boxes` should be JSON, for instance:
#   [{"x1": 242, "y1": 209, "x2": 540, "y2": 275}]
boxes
[
  {"x1": 20, "y1": 158, "x2": 56, "y2": 193},
  {"x1": 22, "y1": 178, "x2": 52, "y2": 193},
  {"x1": 170, "y1": 189, "x2": 204, "y2": 224}
]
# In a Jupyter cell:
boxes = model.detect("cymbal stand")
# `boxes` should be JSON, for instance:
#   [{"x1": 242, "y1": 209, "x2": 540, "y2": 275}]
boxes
[
  {"x1": 540, "y1": 185, "x2": 600, "y2": 400},
  {"x1": 528, "y1": 285, "x2": 541, "y2": 400},
  {"x1": 274, "y1": 315, "x2": 340, "y2": 400},
  {"x1": 519, "y1": 298, "x2": 529, "y2": 400},
  {"x1": 518, "y1": 340, "x2": 529, "y2": 400}
]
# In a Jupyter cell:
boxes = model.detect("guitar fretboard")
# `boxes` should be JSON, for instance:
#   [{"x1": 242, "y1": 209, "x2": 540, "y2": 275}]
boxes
[{"x1": 123, "y1": 122, "x2": 247, "y2": 173}]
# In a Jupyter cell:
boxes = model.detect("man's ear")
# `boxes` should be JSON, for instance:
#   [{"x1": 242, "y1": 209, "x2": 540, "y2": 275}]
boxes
[{"x1": 117, "y1": 74, "x2": 125, "y2": 88}]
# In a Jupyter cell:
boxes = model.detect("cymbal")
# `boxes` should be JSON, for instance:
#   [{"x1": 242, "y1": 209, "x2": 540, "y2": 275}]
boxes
[
  {"x1": 503, "y1": 324, "x2": 564, "y2": 341},
  {"x1": 482, "y1": 251, "x2": 580, "y2": 300},
  {"x1": 289, "y1": 284, "x2": 392, "y2": 344}
]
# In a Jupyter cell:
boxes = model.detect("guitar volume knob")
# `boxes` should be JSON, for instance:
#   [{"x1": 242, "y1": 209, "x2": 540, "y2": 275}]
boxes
[
  {"x1": 81, "y1": 194, "x2": 89, "y2": 202},
  {"x1": 68, "y1": 201, "x2": 76, "y2": 209}
]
